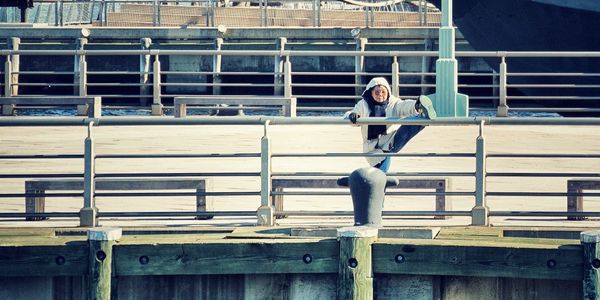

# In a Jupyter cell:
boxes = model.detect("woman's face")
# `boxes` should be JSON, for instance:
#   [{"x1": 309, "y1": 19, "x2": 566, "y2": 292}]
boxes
[{"x1": 371, "y1": 85, "x2": 388, "y2": 102}]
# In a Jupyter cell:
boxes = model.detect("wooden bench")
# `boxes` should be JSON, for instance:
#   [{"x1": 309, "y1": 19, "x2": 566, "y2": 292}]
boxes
[
  {"x1": 271, "y1": 177, "x2": 450, "y2": 219},
  {"x1": 0, "y1": 96, "x2": 102, "y2": 117},
  {"x1": 24, "y1": 178, "x2": 212, "y2": 221},
  {"x1": 173, "y1": 96, "x2": 297, "y2": 118},
  {"x1": 567, "y1": 179, "x2": 600, "y2": 220}
]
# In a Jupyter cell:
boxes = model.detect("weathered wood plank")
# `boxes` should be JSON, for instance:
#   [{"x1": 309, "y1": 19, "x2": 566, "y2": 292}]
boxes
[
  {"x1": 581, "y1": 231, "x2": 600, "y2": 299},
  {"x1": 337, "y1": 227, "x2": 377, "y2": 300},
  {"x1": 373, "y1": 243, "x2": 582, "y2": 280},
  {"x1": 113, "y1": 240, "x2": 339, "y2": 276},
  {"x1": 0, "y1": 244, "x2": 88, "y2": 276}
]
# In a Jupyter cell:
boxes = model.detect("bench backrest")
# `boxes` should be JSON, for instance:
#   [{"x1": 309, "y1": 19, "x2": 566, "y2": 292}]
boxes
[
  {"x1": 25, "y1": 178, "x2": 206, "y2": 190},
  {"x1": 271, "y1": 178, "x2": 447, "y2": 189}
]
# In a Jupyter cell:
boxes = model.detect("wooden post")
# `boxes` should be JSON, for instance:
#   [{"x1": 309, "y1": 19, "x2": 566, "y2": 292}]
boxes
[
  {"x1": 88, "y1": 227, "x2": 122, "y2": 300},
  {"x1": 337, "y1": 226, "x2": 377, "y2": 300},
  {"x1": 581, "y1": 231, "x2": 600, "y2": 300}
]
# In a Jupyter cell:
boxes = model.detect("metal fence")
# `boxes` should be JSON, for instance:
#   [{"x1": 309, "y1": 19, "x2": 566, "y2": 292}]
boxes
[
  {"x1": 0, "y1": 0, "x2": 441, "y2": 27},
  {"x1": 0, "y1": 116, "x2": 599, "y2": 227},
  {"x1": 2, "y1": 48, "x2": 600, "y2": 116}
]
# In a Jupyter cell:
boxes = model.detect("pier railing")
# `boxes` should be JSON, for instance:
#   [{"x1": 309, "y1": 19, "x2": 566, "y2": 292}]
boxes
[
  {"x1": 0, "y1": 116, "x2": 599, "y2": 226},
  {"x1": 2, "y1": 47, "x2": 600, "y2": 116}
]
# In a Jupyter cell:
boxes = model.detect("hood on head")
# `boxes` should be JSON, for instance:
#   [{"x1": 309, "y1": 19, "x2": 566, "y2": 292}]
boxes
[{"x1": 362, "y1": 77, "x2": 392, "y2": 98}]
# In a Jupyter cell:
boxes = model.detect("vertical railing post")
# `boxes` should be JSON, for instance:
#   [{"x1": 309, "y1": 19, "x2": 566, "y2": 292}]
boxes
[
  {"x1": 472, "y1": 120, "x2": 489, "y2": 225},
  {"x1": 54, "y1": 1, "x2": 59, "y2": 26},
  {"x1": 257, "y1": 121, "x2": 274, "y2": 226},
  {"x1": 354, "y1": 37, "x2": 367, "y2": 98},
  {"x1": 274, "y1": 37, "x2": 286, "y2": 96},
  {"x1": 80, "y1": 121, "x2": 97, "y2": 227},
  {"x1": 139, "y1": 37, "x2": 152, "y2": 106},
  {"x1": 581, "y1": 231, "x2": 600, "y2": 300},
  {"x1": 157, "y1": 0, "x2": 161, "y2": 26},
  {"x1": 497, "y1": 55, "x2": 509, "y2": 117},
  {"x1": 102, "y1": 0, "x2": 107, "y2": 26},
  {"x1": 7, "y1": 37, "x2": 19, "y2": 96},
  {"x1": 391, "y1": 56, "x2": 399, "y2": 98},
  {"x1": 4, "y1": 54, "x2": 11, "y2": 98},
  {"x1": 88, "y1": 228, "x2": 122, "y2": 300},
  {"x1": 59, "y1": 0, "x2": 64, "y2": 26},
  {"x1": 151, "y1": 54, "x2": 162, "y2": 115},
  {"x1": 74, "y1": 37, "x2": 88, "y2": 96},
  {"x1": 152, "y1": 0, "x2": 157, "y2": 26},
  {"x1": 212, "y1": 37, "x2": 223, "y2": 96},
  {"x1": 283, "y1": 55, "x2": 292, "y2": 98}
]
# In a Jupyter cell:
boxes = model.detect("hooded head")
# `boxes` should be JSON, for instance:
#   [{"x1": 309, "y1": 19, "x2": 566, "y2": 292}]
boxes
[{"x1": 362, "y1": 77, "x2": 392, "y2": 101}]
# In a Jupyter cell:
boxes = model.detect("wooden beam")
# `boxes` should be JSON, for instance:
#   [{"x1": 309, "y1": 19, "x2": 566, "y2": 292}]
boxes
[
  {"x1": 373, "y1": 243, "x2": 582, "y2": 280},
  {"x1": 581, "y1": 231, "x2": 600, "y2": 299},
  {"x1": 0, "y1": 244, "x2": 88, "y2": 276},
  {"x1": 113, "y1": 240, "x2": 338, "y2": 276}
]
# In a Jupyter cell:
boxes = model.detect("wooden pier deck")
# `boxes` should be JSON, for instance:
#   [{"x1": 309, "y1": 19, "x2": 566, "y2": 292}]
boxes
[{"x1": 0, "y1": 117, "x2": 599, "y2": 229}]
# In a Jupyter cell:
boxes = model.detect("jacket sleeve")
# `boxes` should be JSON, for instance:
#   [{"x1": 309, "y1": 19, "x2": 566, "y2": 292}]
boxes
[{"x1": 343, "y1": 100, "x2": 369, "y2": 119}]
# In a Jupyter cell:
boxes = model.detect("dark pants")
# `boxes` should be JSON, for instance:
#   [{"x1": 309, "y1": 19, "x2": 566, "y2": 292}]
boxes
[{"x1": 374, "y1": 120, "x2": 425, "y2": 172}]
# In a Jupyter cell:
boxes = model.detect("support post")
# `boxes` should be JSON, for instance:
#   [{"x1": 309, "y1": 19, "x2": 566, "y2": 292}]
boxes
[
  {"x1": 391, "y1": 56, "x2": 399, "y2": 98},
  {"x1": 337, "y1": 226, "x2": 377, "y2": 300},
  {"x1": 472, "y1": 120, "x2": 488, "y2": 225},
  {"x1": 74, "y1": 38, "x2": 88, "y2": 96},
  {"x1": 354, "y1": 38, "x2": 367, "y2": 98},
  {"x1": 4, "y1": 55, "x2": 12, "y2": 98},
  {"x1": 420, "y1": 37, "x2": 434, "y2": 95},
  {"x1": 7, "y1": 37, "x2": 20, "y2": 96},
  {"x1": 88, "y1": 227, "x2": 122, "y2": 300},
  {"x1": 80, "y1": 121, "x2": 97, "y2": 227},
  {"x1": 139, "y1": 37, "x2": 152, "y2": 106},
  {"x1": 151, "y1": 54, "x2": 162, "y2": 115},
  {"x1": 274, "y1": 37, "x2": 287, "y2": 96},
  {"x1": 497, "y1": 55, "x2": 509, "y2": 117},
  {"x1": 582, "y1": 231, "x2": 600, "y2": 300},
  {"x1": 257, "y1": 121, "x2": 274, "y2": 226},
  {"x1": 212, "y1": 37, "x2": 223, "y2": 96},
  {"x1": 283, "y1": 55, "x2": 292, "y2": 98},
  {"x1": 427, "y1": 0, "x2": 469, "y2": 117}
]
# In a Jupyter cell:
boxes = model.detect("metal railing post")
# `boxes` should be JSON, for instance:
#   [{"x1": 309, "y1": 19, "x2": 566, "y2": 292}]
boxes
[
  {"x1": 391, "y1": 56, "x2": 399, "y2": 97},
  {"x1": 4, "y1": 55, "x2": 11, "y2": 98},
  {"x1": 80, "y1": 121, "x2": 97, "y2": 227},
  {"x1": 7, "y1": 37, "x2": 19, "y2": 96},
  {"x1": 472, "y1": 120, "x2": 489, "y2": 226},
  {"x1": 497, "y1": 55, "x2": 509, "y2": 117},
  {"x1": 257, "y1": 121, "x2": 274, "y2": 226},
  {"x1": 283, "y1": 55, "x2": 292, "y2": 98},
  {"x1": 54, "y1": 2, "x2": 59, "y2": 26},
  {"x1": 152, "y1": 0, "x2": 157, "y2": 26},
  {"x1": 212, "y1": 37, "x2": 223, "y2": 96},
  {"x1": 59, "y1": 0, "x2": 64, "y2": 26},
  {"x1": 151, "y1": 54, "x2": 163, "y2": 115},
  {"x1": 355, "y1": 37, "x2": 367, "y2": 98},
  {"x1": 274, "y1": 37, "x2": 286, "y2": 96},
  {"x1": 140, "y1": 37, "x2": 152, "y2": 106},
  {"x1": 74, "y1": 38, "x2": 88, "y2": 96},
  {"x1": 102, "y1": 0, "x2": 107, "y2": 26}
]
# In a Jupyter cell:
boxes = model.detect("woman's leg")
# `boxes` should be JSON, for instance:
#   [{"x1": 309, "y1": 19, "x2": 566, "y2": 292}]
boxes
[{"x1": 388, "y1": 116, "x2": 426, "y2": 153}]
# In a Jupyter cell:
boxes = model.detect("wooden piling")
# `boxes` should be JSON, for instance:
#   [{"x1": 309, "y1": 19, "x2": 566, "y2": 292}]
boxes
[
  {"x1": 337, "y1": 226, "x2": 378, "y2": 300},
  {"x1": 88, "y1": 228, "x2": 122, "y2": 300},
  {"x1": 582, "y1": 231, "x2": 600, "y2": 300}
]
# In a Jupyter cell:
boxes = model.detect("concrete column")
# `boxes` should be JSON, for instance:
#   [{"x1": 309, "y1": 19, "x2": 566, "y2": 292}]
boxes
[
  {"x1": 420, "y1": 37, "x2": 434, "y2": 95},
  {"x1": 284, "y1": 55, "x2": 292, "y2": 98},
  {"x1": 88, "y1": 227, "x2": 122, "y2": 300},
  {"x1": 337, "y1": 226, "x2": 377, "y2": 300},
  {"x1": 354, "y1": 38, "x2": 367, "y2": 98},
  {"x1": 80, "y1": 122, "x2": 97, "y2": 227},
  {"x1": 582, "y1": 231, "x2": 600, "y2": 300},
  {"x1": 274, "y1": 37, "x2": 287, "y2": 96},
  {"x1": 497, "y1": 56, "x2": 509, "y2": 117},
  {"x1": 472, "y1": 121, "x2": 489, "y2": 226},
  {"x1": 74, "y1": 38, "x2": 88, "y2": 96},
  {"x1": 140, "y1": 37, "x2": 152, "y2": 106},
  {"x1": 151, "y1": 54, "x2": 163, "y2": 116},
  {"x1": 212, "y1": 37, "x2": 223, "y2": 95},
  {"x1": 391, "y1": 56, "x2": 399, "y2": 97},
  {"x1": 7, "y1": 37, "x2": 20, "y2": 96},
  {"x1": 257, "y1": 121, "x2": 274, "y2": 226}
]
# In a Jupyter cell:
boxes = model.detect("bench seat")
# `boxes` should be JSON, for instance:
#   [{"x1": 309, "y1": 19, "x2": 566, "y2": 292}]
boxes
[
  {"x1": 567, "y1": 178, "x2": 600, "y2": 220},
  {"x1": 271, "y1": 177, "x2": 450, "y2": 219},
  {"x1": 0, "y1": 96, "x2": 102, "y2": 117},
  {"x1": 25, "y1": 178, "x2": 212, "y2": 221},
  {"x1": 173, "y1": 96, "x2": 296, "y2": 117}
]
